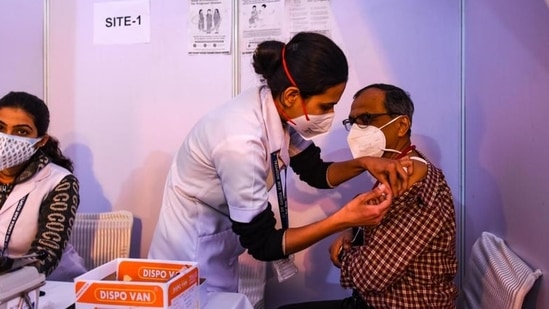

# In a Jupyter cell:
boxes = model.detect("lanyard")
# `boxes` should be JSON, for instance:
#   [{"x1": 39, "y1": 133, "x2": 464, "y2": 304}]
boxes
[
  {"x1": 1, "y1": 194, "x2": 29, "y2": 257},
  {"x1": 395, "y1": 145, "x2": 416, "y2": 160},
  {"x1": 271, "y1": 151, "x2": 289, "y2": 230},
  {"x1": 372, "y1": 145, "x2": 416, "y2": 189}
]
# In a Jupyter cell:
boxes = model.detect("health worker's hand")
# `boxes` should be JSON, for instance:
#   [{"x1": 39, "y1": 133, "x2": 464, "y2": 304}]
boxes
[
  {"x1": 338, "y1": 184, "x2": 392, "y2": 228},
  {"x1": 361, "y1": 156, "x2": 413, "y2": 196}
]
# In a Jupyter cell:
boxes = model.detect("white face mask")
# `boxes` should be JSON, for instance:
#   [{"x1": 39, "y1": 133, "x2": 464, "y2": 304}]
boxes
[
  {"x1": 0, "y1": 132, "x2": 42, "y2": 170},
  {"x1": 347, "y1": 115, "x2": 402, "y2": 158},
  {"x1": 288, "y1": 112, "x2": 335, "y2": 140}
]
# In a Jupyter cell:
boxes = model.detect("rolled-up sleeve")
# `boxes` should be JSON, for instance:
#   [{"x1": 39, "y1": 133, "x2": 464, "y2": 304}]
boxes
[{"x1": 212, "y1": 135, "x2": 270, "y2": 224}]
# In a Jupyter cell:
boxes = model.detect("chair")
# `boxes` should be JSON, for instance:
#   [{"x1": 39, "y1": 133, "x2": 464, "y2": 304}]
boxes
[
  {"x1": 461, "y1": 232, "x2": 542, "y2": 309},
  {"x1": 70, "y1": 210, "x2": 134, "y2": 270}
]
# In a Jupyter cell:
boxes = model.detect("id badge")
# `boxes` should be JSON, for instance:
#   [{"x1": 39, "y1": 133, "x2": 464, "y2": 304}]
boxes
[{"x1": 272, "y1": 255, "x2": 298, "y2": 282}]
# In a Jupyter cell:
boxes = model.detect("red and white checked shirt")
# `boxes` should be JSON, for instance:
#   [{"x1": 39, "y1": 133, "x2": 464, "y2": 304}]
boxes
[{"x1": 340, "y1": 154, "x2": 458, "y2": 308}]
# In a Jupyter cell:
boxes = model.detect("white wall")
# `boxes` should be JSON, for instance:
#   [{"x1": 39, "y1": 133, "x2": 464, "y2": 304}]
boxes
[
  {"x1": 8, "y1": 0, "x2": 549, "y2": 307},
  {"x1": 264, "y1": 2, "x2": 462, "y2": 307},
  {"x1": 45, "y1": 1, "x2": 461, "y2": 308},
  {"x1": 47, "y1": 0, "x2": 233, "y2": 258},
  {"x1": 0, "y1": 1, "x2": 44, "y2": 97},
  {"x1": 464, "y1": 0, "x2": 549, "y2": 307}
]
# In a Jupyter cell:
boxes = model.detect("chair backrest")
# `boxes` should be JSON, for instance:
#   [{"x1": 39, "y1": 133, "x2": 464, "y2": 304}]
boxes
[
  {"x1": 70, "y1": 210, "x2": 134, "y2": 270},
  {"x1": 461, "y1": 232, "x2": 542, "y2": 309}
]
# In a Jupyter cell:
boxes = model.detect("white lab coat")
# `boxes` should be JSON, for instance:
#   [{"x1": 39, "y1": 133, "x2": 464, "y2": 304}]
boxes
[
  {"x1": 148, "y1": 86, "x2": 311, "y2": 293},
  {"x1": 0, "y1": 163, "x2": 70, "y2": 256}
]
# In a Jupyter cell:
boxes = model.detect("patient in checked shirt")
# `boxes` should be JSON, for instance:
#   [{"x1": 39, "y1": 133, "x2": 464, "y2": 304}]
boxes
[{"x1": 279, "y1": 84, "x2": 458, "y2": 309}]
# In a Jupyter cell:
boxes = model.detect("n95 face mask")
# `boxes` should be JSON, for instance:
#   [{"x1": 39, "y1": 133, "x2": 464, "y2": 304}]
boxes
[
  {"x1": 346, "y1": 115, "x2": 402, "y2": 158},
  {"x1": 289, "y1": 112, "x2": 335, "y2": 140},
  {"x1": 0, "y1": 132, "x2": 41, "y2": 170},
  {"x1": 347, "y1": 124, "x2": 386, "y2": 158}
]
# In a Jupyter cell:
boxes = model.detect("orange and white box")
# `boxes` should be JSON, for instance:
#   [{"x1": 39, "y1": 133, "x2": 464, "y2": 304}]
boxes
[{"x1": 74, "y1": 258, "x2": 199, "y2": 309}]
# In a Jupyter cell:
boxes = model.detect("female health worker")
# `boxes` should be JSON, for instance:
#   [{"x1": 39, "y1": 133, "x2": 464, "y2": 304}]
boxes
[
  {"x1": 0, "y1": 91, "x2": 82, "y2": 279},
  {"x1": 148, "y1": 32, "x2": 410, "y2": 293}
]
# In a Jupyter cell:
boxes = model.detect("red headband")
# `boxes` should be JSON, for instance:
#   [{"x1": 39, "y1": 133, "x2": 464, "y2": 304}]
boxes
[
  {"x1": 281, "y1": 44, "x2": 309, "y2": 121},
  {"x1": 282, "y1": 45, "x2": 297, "y2": 87}
]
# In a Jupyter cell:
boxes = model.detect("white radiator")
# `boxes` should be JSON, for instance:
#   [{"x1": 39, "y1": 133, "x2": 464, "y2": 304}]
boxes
[{"x1": 70, "y1": 210, "x2": 134, "y2": 270}]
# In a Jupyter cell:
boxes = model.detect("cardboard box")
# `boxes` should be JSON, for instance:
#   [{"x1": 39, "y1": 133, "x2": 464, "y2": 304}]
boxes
[{"x1": 74, "y1": 258, "x2": 199, "y2": 309}]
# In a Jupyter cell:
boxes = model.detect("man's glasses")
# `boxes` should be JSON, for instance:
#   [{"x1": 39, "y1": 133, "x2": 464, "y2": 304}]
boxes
[{"x1": 342, "y1": 113, "x2": 398, "y2": 131}]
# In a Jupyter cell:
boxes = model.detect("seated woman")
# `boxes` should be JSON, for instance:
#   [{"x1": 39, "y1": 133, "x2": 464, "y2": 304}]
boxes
[{"x1": 0, "y1": 91, "x2": 85, "y2": 280}]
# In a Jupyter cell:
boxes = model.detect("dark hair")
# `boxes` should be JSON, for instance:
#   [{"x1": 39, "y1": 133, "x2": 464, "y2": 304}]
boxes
[
  {"x1": 354, "y1": 83, "x2": 415, "y2": 134},
  {"x1": 252, "y1": 32, "x2": 348, "y2": 100},
  {"x1": 0, "y1": 91, "x2": 74, "y2": 172}
]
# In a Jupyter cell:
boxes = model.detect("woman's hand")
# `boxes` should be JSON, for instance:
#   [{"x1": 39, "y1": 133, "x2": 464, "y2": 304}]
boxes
[
  {"x1": 360, "y1": 156, "x2": 413, "y2": 196},
  {"x1": 328, "y1": 185, "x2": 392, "y2": 267},
  {"x1": 337, "y1": 184, "x2": 393, "y2": 227},
  {"x1": 281, "y1": 185, "x2": 392, "y2": 257}
]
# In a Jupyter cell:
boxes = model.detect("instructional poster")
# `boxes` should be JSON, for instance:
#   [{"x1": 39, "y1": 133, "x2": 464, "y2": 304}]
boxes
[
  {"x1": 239, "y1": 0, "x2": 284, "y2": 54},
  {"x1": 286, "y1": 0, "x2": 333, "y2": 37},
  {"x1": 239, "y1": 0, "x2": 333, "y2": 54},
  {"x1": 188, "y1": 0, "x2": 232, "y2": 54}
]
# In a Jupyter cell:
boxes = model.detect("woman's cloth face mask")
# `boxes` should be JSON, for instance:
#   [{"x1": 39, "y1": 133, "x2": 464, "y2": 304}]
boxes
[
  {"x1": 347, "y1": 115, "x2": 402, "y2": 158},
  {"x1": 0, "y1": 132, "x2": 42, "y2": 170},
  {"x1": 289, "y1": 112, "x2": 335, "y2": 140}
]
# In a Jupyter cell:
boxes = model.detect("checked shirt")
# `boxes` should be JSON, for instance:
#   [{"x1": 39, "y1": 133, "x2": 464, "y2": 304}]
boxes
[{"x1": 340, "y1": 153, "x2": 458, "y2": 308}]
